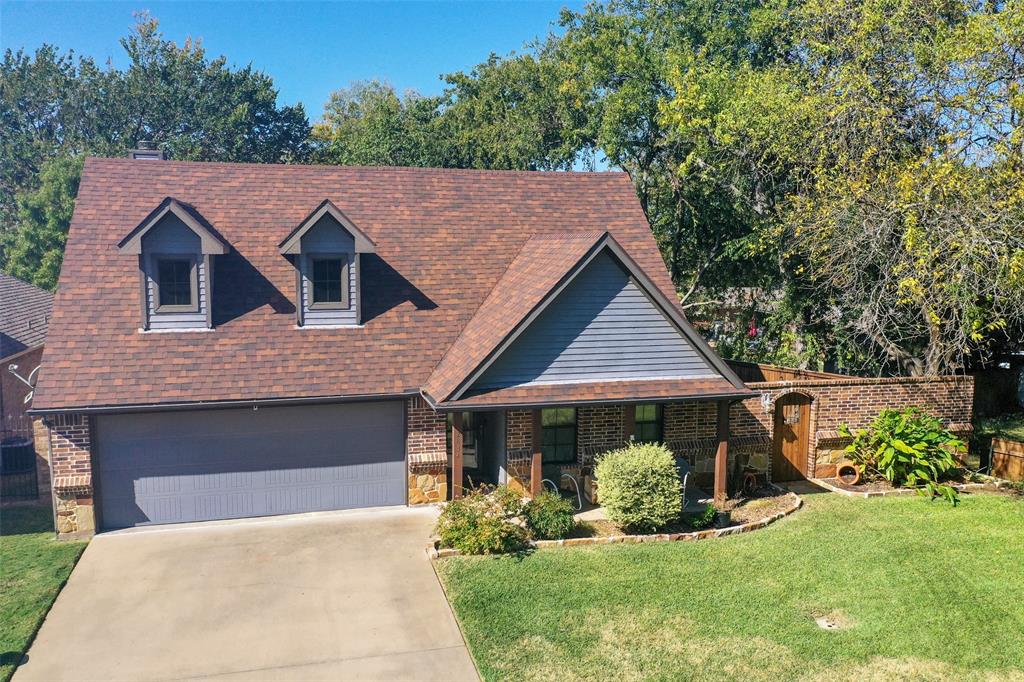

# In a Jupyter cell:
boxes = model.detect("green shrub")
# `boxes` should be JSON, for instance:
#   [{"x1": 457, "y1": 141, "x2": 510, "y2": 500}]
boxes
[
  {"x1": 595, "y1": 442, "x2": 683, "y2": 533},
  {"x1": 435, "y1": 485, "x2": 529, "y2": 554},
  {"x1": 683, "y1": 504, "x2": 717, "y2": 530},
  {"x1": 839, "y1": 407, "x2": 966, "y2": 505},
  {"x1": 523, "y1": 491, "x2": 576, "y2": 540}
]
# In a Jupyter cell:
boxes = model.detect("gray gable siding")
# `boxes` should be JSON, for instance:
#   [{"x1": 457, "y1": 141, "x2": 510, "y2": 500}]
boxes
[
  {"x1": 473, "y1": 251, "x2": 716, "y2": 389},
  {"x1": 141, "y1": 215, "x2": 207, "y2": 330},
  {"x1": 299, "y1": 216, "x2": 358, "y2": 326}
]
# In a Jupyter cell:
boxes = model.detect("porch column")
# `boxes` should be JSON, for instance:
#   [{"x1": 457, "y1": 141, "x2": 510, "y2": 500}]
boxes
[
  {"x1": 623, "y1": 404, "x2": 635, "y2": 443},
  {"x1": 714, "y1": 400, "x2": 730, "y2": 506},
  {"x1": 530, "y1": 409, "x2": 543, "y2": 497},
  {"x1": 451, "y1": 411, "x2": 464, "y2": 500}
]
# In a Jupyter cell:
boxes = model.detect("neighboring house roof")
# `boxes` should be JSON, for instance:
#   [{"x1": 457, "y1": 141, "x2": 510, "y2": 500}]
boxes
[
  {"x1": 33, "y1": 157, "x2": 748, "y2": 412},
  {"x1": 0, "y1": 272, "x2": 54, "y2": 359}
]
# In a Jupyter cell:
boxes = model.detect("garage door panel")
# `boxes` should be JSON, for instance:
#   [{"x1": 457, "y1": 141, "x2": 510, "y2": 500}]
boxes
[{"x1": 95, "y1": 401, "x2": 406, "y2": 528}]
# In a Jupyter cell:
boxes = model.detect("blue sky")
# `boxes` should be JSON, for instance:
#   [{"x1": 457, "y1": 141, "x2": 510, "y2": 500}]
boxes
[{"x1": 0, "y1": 1, "x2": 583, "y2": 120}]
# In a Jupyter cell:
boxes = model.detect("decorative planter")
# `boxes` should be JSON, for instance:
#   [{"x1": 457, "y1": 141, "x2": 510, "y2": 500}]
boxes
[{"x1": 836, "y1": 461, "x2": 861, "y2": 486}]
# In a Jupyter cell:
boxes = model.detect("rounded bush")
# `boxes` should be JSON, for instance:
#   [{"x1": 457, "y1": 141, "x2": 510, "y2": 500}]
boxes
[
  {"x1": 594, "y1": 442, "x2": 683, "y2": 533},
  {"x1": 435, "y1": 485, "x2": 529, "y2": 555},
  {"x1": 523, "y1": 490, "x2": 576, "y2": 540}
]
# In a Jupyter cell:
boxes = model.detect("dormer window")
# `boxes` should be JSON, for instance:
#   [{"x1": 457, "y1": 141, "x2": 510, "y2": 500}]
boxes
[
  {"x1": 154, "y1": 256, "x2": 198, "y2": 311},
  {"x1": 279, "y1": 200, "x2": 375, "y2": 327},
  {"x1": 118, "y1": 198, "x2": 228, "y2": 331},
  {"x1": 310, "y1": 256, "x2": 349, "y2": 308}
]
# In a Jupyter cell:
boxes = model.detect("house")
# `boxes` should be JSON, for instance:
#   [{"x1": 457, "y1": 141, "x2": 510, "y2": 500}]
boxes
[
  {"x1": 1, "y1": 272, "x2": 53, "y2": 435},
  {"x1": 30, "y1": 153, "x2": 763, "y2": 536}
]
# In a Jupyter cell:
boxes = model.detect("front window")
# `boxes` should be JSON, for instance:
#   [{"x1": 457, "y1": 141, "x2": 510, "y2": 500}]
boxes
[
  {"x1": 634, "y1": 404, "x2": 663, "y2": 443},
  {"x1": 156, "y1": 257, "x2": 194, "y2": 310},
  {"x1": 311, "y1": 257, "x2": 345, "y2": 306},
  {"x1": 542, "y1": 407, "x2": 576, "y2": 463}
]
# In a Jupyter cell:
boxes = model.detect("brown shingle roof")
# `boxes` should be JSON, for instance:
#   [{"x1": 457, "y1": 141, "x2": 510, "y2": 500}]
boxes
[
  {"x1": 438, "y1": 378, "x2": 752, "y2": 410},
  {"x1": 1, "y1": 273, "x2": 54, "y2": 359},
  {"x1": 34, "y1": 158, "x2": 686, "y2": 411},
  {"x1": 422, "y1": 230, "x2": 606, "y2": 403}
]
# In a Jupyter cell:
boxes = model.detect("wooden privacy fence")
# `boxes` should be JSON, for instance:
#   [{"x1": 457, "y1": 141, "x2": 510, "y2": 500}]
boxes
[{"x1": 991, "y1": 437, "x2": 1024, "y2": 482}]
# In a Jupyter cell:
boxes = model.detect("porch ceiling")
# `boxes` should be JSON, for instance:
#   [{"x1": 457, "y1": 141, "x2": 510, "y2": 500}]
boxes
[{"x1": 427, "y1": 377, "x2": 754, "y2": 411}]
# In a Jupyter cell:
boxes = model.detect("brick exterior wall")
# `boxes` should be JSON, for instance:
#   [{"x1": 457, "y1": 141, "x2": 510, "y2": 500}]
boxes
[
  {"x1": 406, "y1": 396, "x2": 448, "y2": 503},
  {"x1": 44, "y1": 414, "x2": 95, "y2": 536}
]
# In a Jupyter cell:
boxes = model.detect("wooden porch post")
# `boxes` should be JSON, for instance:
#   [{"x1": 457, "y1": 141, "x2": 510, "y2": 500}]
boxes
[
  {"x1": 530, "y1": 409, "x2": 543, "y2": 497},
  {"x1": 623, "y1": 404, "x2": 636, "y2": 443},
  {"x1": 451, "y1": 411, "x2": 464, "y2": 500},
  {"x1": 714, "y1": 400, "x2": 730, "y2": 506}
]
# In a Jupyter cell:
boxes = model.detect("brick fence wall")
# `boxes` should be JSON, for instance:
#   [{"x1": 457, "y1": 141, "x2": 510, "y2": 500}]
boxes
[{"x1": 733, "y1": 375, "x2": 974, "y2": 478}]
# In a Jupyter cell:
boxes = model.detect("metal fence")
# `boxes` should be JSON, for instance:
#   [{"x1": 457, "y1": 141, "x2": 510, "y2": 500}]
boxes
[{"x1": 1, "y1": 419, "x2": 39, "y2": 502}]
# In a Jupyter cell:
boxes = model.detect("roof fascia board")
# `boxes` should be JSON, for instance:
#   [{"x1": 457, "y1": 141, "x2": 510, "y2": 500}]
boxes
[
  {"x1": 447, "y1": 234, "x2": 612, "y2": 402},
  {"x1": 434, "y1": 391, "x2": 755, "y2": 412},
  {"x1": 278, "y1": 199, "x2": 376, "y2": 255},
  {"x1": 118, "y1": 198, "x2": 229, "y2": 255},
  {"x1": 28, "y1": 389, "x2": 419, "y2": 416}
]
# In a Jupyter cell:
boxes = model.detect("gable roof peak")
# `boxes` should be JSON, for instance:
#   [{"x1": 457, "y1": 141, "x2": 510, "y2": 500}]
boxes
[
  {"x1": 278, "y1": 199, "x2": 376, "y2": 255},
  {"x1": 117, "y1": 197, "x2": 230, "y2": 255}
]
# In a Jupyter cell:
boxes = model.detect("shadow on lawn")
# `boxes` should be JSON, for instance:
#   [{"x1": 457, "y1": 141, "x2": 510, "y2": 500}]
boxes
[{"x1": 0, "y1": 505, "x2": 54, "y2": 536}]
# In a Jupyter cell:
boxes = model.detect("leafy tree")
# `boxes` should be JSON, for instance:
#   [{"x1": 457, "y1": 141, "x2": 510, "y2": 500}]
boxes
[
  {"x1": 0, "y1": 156, "x2": 82, "y2": 290},
  {"x1": 780, "y1": 0, "x2": 1024, "y2": 375},
  {"x1": 310, "y1": 80, "x2": 447, "y2": 167},
  {"x1": 439, "y1": 50, "x2": 586, "y2": 170},
  {"x1": 0, "y1": 13, "x2": 310, "y2": 287},
  {"x1": 555, "y1": 0, "x2": 788, "y2": 306}
]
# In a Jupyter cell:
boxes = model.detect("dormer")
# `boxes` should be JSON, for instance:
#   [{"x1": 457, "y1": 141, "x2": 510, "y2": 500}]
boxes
[
  {"x1": 118, "y1": 198, "x2": 229, "y2": 331},
  {"x1": 278, "y1": 200, "x2": 376, "y2": 327}
]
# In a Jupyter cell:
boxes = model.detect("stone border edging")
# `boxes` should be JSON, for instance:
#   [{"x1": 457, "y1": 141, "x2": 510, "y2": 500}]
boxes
[
  {"x1": 811, "y1": 477, "x2": 995, "y2": 498},
  {"x1": 426, "y1": 490, "x2": 803, "y2": 560}
]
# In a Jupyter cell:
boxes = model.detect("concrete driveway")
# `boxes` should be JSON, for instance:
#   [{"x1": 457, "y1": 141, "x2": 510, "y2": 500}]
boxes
[{"x1": 16, "y1": 507, "x2": 478, "y2": 681}]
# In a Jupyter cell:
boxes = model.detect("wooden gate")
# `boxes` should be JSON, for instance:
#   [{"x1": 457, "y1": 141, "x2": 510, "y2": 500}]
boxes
[
  {"x1": 991, "y1": 437, "x2": 1024, "y2": 482},
  {"x1": 772, "y1": 393, "x2": 812, "y2": 481}
]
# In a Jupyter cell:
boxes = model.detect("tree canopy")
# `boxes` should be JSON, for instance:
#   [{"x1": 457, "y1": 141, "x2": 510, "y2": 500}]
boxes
[
  {"x1": 3, "y1": 2, "x2": 1022, "y2": 375},
  {"x1": 0, "y1": 13, "x2": 310, "y2": 286}
]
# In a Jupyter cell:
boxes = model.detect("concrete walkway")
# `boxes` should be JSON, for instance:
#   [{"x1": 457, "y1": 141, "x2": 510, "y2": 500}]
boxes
[{"x1": 15, "y1": 507, "x2": 478, "y2": 681}]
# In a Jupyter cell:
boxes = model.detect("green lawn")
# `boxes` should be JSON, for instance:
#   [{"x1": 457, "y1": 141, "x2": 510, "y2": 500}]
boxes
[
  {"x1": 0, "y1": 506, "x2": 86, "y2": 682},
  {"x1": 437, "y1": 492, "x2": 1024, "y2": 681}
]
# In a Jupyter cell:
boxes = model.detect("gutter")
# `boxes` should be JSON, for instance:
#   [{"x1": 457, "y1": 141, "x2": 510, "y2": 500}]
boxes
[{"x1": 28, "y1": 389, "x2": 421, "y2": 416}]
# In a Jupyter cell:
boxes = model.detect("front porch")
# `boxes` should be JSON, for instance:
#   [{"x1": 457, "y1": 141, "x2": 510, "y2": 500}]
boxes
[{"x1": 446, "y1": 400, "x2": 771, "y2": 506}]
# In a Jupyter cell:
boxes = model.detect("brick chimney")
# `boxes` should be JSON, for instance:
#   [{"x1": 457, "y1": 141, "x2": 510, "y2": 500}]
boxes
[{"x1": 128, "y1": 140, "x2": 165, "y2": 161}]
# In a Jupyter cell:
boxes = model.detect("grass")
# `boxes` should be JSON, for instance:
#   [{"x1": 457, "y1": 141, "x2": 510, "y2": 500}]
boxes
[
  {"x1": 437, "y1": 492, "x2": 1024, "y2": 681},
  {"x1": 0, "y1": 505, "x2": 86, "y2": 682}
]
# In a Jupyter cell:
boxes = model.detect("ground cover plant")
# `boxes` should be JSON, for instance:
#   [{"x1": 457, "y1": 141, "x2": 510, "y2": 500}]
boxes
[
  {"x1": 0, "y1": 506, "x2": 87, "y2": 682},
  {"x1": 437, "y1": 492, "x2": 1024, "y2": 681}
]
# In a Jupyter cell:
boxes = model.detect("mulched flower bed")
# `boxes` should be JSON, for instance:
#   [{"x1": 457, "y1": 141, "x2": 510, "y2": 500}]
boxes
[
  {"x1": 428, "y1": 486, "x2": 804, "y2": 558},
  {"x1": 818, "y1": 475, "x2": 1018, "y2": 498}
]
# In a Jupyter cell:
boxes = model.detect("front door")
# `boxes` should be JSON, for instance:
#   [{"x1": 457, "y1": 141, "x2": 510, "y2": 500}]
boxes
[{"x1": 771, "y1": 393, "x2": 811, "y2": 481}]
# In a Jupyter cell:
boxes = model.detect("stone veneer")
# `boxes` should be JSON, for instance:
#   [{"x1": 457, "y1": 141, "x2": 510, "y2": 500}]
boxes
[{"x1": 406, "y1": 396, "x2": 448, "y2": 503}]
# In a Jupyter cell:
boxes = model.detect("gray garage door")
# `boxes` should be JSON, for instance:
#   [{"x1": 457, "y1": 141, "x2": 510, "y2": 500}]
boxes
[{"x1": 94, "y1": 401, "x2": 406, "y2": 529}]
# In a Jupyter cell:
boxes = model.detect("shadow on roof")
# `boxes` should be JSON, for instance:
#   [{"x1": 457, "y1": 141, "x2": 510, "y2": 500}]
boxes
[
  {"x1": 360, "y1": 254, "x2": 437, "y2": 324},
  {"x1": 212, "y1": 252, "x2": 296, "y2": 325}
]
